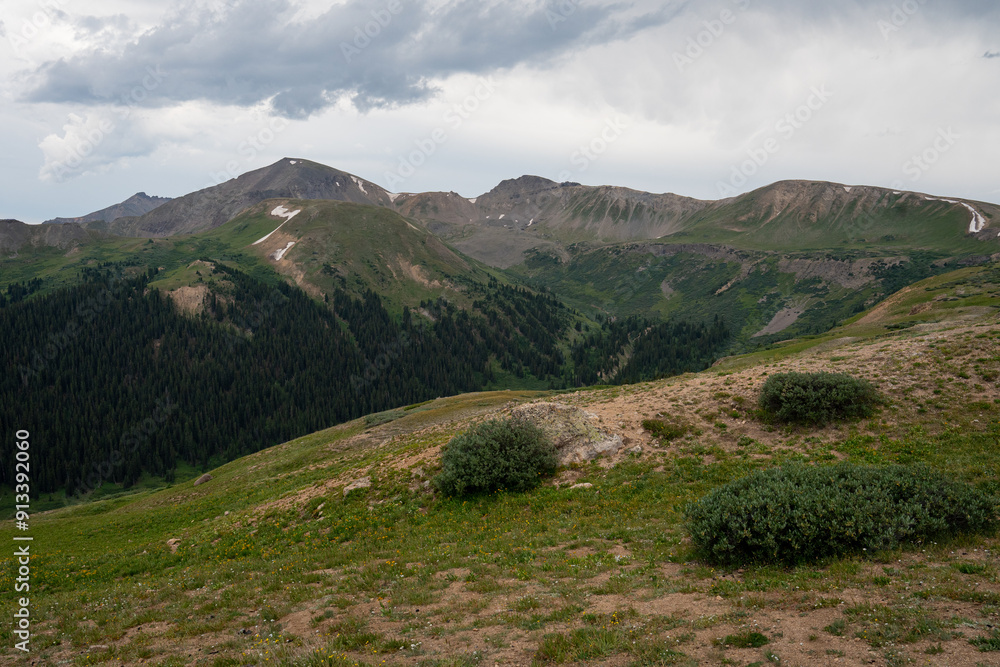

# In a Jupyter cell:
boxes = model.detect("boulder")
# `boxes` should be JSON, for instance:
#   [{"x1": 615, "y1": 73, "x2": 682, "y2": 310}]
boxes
[
  {"x1": 343, "y1": 476, "x2": 372, "y2": 496},
  {"x1": 509, "y1": 402, "x2": 623, "y2": 465},
  {"x1": 193, "y1": 473, "x2": 213, "y2": 486}
]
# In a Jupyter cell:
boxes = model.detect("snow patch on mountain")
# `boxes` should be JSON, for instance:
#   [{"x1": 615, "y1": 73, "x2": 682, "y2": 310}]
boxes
[
  {"x1": 925, "y1": 197, "x2": 987, "y2": 233},
  {"x1": 273, "y1": 241, "x2": 295, "y2": 260},
  {"x1": 963, "y1": 203, "x2": 987, "y2": 233},
  {"x1": 252, "y1": 206, "x2": 301, "y2": 245}
]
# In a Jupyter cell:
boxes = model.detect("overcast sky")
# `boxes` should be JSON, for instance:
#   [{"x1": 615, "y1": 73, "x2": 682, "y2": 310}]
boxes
[{"x1": 1, "y1": 0, "x2": 998, "y2": 222}]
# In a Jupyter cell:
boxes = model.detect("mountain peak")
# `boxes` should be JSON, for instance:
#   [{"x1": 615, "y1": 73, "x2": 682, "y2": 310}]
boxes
[
  {"x1": 483, "y1": 175, "x2": 562, "y2": 197},
  {"x1": 43, "y1": 192, "x2": 171, "y2": 226},
  {"x1": 95, "y1": 158, "x2": 392, "y2": 237}
]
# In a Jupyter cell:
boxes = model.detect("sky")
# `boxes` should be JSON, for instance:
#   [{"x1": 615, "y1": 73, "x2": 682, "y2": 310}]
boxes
[{"x1": 1, "y1": 0, "x2": 998, "y2": 223}]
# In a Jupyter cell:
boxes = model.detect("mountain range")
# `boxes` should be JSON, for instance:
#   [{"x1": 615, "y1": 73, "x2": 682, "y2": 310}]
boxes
[
  {"x1": 27, "y1": 158, "x2": 999, "y2": 261},
  {"x1": 5, "y1": 157, "x2": 995, "y2": 337},
  {"x1": 2, "y1": 156, "x2": 998, "y2": 499}
]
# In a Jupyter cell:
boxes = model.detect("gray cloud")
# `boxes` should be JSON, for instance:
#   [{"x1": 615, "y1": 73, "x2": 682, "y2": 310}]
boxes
[
  {"x1": 985, "y1": 51, "x2": 1000, "y2": 59},
  {"x1": 24, "y1": 0, "x2": 677, "y2": 118}
]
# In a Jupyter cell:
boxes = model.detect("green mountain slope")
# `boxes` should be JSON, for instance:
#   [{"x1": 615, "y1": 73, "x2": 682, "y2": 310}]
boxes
[
  {"x1": 510, "y1": 240, "x2": 992, "y2": 350},
  {"x1": 674, "y1": 181, "x2": 998, "y2": 252},
  {"x1": 2, "y1": 197, "x2": 486, "y2": 312},
  {"x1": 207, "y1": 199, "x2": 485, "y2": 311}
]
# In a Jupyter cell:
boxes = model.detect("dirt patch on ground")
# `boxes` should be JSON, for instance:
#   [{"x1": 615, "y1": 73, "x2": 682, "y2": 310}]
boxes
[
  {"x1": 167, "y1": 284, "x2": 209, "y2": 315},
  {"x1": 396, "y1": 257, "x2": 443, "y2": 289}
]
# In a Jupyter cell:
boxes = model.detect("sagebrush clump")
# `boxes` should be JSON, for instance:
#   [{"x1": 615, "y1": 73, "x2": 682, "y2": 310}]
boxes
[
  {"x1": 641, "y1": 417, "x2": 688, "y2": 442},
  {"x1": 686, "y1": 463, "x2": 997, "y2": 566},
  {"x1": 434, "y1": 416, "x2": 557, "y2": 497},
  {"x1": 758, "y1": 371, "x2": 880, "y2": 425}
]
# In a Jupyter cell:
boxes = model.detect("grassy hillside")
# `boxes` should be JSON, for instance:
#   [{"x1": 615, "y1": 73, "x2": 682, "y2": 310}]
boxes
[
  {"x1": 209, "y1": 199, "x2": 490, "y2": 311},
  {"x1": 3, "y1": 264, "x2": 999, "y2": 666},
  {"x1": 673, "y1": 182, "x2": 998, "y2": 253},
  {"x1": 511, "y1": 233, "x2": 997, "y2": 350},
  {"x1": 1, "y1": 198, "x2": 508, "y2": 315}
]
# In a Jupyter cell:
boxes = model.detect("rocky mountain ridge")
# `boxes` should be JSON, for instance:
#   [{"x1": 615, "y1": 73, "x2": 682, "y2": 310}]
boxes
[{"x1": 43, "y1": 192, "x2": 171, "y2": 226}]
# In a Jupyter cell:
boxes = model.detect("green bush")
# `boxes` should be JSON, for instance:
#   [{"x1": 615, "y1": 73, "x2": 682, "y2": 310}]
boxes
[
  {"x1": 686, "y1": 463, "x2": 997, "y2": 567},
  {"x1": 434, "y1": 416, "x2": 557, "y2": 497},
  {"x1": 758, "y1": 372, "x2": 880, "y2": 425},
  {"x1": 721, "y1": 631, "x2": 769, "y2": 648},
  {"x1": 641, "y1": 418, "x2": 688, "y2": 442}
]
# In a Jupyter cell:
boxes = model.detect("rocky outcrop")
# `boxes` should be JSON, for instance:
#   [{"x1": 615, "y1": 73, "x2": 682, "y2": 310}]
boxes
[
  {"x1": 509, "y1": 402, "x2": 624, "y2": 465},
  {"x1": 343, "y1": 476, "x2": 372, "y2": 496}
]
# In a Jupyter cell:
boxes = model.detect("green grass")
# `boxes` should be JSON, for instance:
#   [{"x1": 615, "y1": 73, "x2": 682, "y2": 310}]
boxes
[
  {"x1": 719, "y1": 631, "x2": 769, "y2": 648},
  {"x1": 970, "y1": 628, "x2": 1000, "y2": 651}
]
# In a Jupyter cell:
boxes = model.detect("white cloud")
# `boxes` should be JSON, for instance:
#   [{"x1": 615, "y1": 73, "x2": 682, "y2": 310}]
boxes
[{"x1": 38, "y1": 111, "x2": 157, "y2": 182}]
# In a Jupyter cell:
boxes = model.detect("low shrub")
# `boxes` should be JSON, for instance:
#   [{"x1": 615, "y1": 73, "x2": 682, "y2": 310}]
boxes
[
  {"x1": 434, "y1": 416, "x2": 557, "y2": 497},
  {"x1": 721, "y1": 631, "x2": 769, "y2": 648},
  {"x1": 758, "y1": 372, "x2": 881, "y2": 425},
  {"x1": 970, "y1": 628, "x2": 1000, "y2": 652},
  {"x1": 641, "y1": 418, "x2": 688, "y2": 442},
  {"x1": 686, "y1": 463, "x2": 998, "y2": 567}
]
